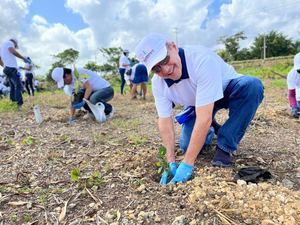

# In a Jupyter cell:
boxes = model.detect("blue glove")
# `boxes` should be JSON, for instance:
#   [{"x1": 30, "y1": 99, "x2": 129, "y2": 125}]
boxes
[
  {"x1": 160, "y1": 162, "x2": 177, "y2": 185},
  {"x1": 72, "y1": 101, "x2": 84, "y2": 109},
  {"x1": 68, "y1": 117, "x2": 76, "y2": 123},
  {"x1": 169, "y1": 162, "x2": 193, "y2": 184}
]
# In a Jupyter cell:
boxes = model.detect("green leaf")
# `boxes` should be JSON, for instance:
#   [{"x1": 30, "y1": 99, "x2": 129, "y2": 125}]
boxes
[
  {"x1": 70, "y1": 168, "x2": 80, "y2": 182},
  {"x1": 155, "y1": 161, "x2": 161, "y2": 167},
  {"x1": 159, "y1": 146, "x2": 166, "y2": 156}
]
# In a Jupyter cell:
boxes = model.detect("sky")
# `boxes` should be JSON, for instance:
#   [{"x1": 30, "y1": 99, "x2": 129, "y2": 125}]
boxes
[{"x1": 0, "y1": 0, "x2": 299, "y2": 76}]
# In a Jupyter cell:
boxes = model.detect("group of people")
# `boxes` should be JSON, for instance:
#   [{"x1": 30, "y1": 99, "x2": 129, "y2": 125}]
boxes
[
  {"x1": 1, "y1": 34, "x2": 299, "y2": 185},
  {"x1": 118, "y1": 49, "x2": 149, "y2": 100}
]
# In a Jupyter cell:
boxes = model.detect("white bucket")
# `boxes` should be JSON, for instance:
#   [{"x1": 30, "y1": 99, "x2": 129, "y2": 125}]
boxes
[
  {"x1": 83, "y1": 99, "x2": 106, "y2": 122},
  {"x1": 33, "y1": 105, "x2": 43, "y2": 124}
]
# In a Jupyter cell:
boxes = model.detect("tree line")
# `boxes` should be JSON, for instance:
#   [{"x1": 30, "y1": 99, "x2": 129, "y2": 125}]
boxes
[{"x1": 46, "y1": 30, "x2": 299, "y2": 82}]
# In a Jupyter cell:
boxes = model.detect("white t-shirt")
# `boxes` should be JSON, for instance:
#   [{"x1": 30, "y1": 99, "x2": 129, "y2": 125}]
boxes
[
  {"x1": 287, "y1": 69, "x2": 300, "y2": 90},
  {"x1": 24, "y1": 62, "x2": 33, "y2": 74},
  {"x1": 0, "y1": 40, "x2": 18, "y2": 68},
  {"x1": 152, "y1": 46, "x2": 241, "y2": 118},
  {"x1": 119, "y1": 55, "x2": 130, "y2": 69},
  {"x1": 66, "y1": 68, "x2": 110, "y2": 93},
  {"x1": 34, "y1": 80, "x2": 39, "y2": 86}
]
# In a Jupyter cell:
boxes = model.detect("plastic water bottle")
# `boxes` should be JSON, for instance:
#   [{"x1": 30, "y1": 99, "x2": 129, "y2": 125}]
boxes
[{"x1": 33, "y1": 105, "x2": 43, "y2": 124}]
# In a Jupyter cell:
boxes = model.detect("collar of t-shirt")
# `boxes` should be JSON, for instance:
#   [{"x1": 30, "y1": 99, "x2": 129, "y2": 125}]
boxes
[{"x1": 164, "y1": 48, "x2": 189, "y2": 87}]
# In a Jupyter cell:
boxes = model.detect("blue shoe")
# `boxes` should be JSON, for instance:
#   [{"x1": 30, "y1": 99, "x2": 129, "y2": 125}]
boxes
[{"x1": 211, "y1": 146, "x2": 233, "y2": 167}]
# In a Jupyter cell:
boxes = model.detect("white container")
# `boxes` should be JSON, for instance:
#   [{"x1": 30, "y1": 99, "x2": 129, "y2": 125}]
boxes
[{"x1": 33, "y1": 105, "x2": 43, "y2": 124}]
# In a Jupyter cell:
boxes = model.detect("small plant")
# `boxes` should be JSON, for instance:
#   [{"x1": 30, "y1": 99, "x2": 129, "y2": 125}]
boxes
[
  {"x1": 70, "y1": 168, "x2": 80, "y2": 182},
  {"x1": 70, "y1": 168, "x2": 104, "y2": 190},
  {"x1": 155, "y1": 146, "x2": 169, "y2": 174},
  {"x1": 22, "y1": 136, "x2": 34, "y2": 145}
]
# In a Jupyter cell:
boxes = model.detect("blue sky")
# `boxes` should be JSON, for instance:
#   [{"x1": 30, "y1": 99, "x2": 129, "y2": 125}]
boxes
[
  {"x1": 1, "y1": 0, "x2": 299, "y2": 75},
  {"x1": 26, "y1": 0, "x2": 87, "y2": 31}
]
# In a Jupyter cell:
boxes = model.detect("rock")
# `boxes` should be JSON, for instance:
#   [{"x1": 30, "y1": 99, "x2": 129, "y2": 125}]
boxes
[
  {"x1": 282, "y1": 179, "x2": 294, "y2": 188},
  {"x1": 237, "y1": 179, "x2": 247, "y2": 186},
  {"x1": 137, "y1": 184, "x2": 146, "y2": 192},
  {"x1": 261, "y1": 219, "x2": 276, "y2": 225},
  {"x1": 171, "y1": 215, "x2": 188, "y2": 225}
]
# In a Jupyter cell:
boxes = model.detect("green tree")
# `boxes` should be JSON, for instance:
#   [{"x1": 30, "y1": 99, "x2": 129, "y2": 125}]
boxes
[
  {"x1": 54, "y1": 48, "x2": 79, "y2": 65},
  {"x1": 84, "y1": 61, "x2": 102, "y2": 72},
  {"x1": 99, "y1": 47, "x2": 123, "y2": 74},
  {"x1": 236, "y1": 48, "x2": 252, "y2": 61},
  {"x1": 251, "y1": 30, "x2": 294, "y2": 59},
  {"x1": 219, "y1": 31, "x2": 246, "y2": 60},
  {"x1": 217, "y1": 49, "x2": 232, "y2": 62},
  {"x1": 46, "y1": 48, "x2": 79, "y2": 82}
]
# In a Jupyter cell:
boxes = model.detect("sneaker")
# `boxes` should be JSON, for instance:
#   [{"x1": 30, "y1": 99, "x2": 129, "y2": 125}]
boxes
[
  {"x1": 211, "y1": 146, "x2": 233, "y2": 167},
  {"x1": 107, "y1": 107, "x2": 115, "y2": 119}
]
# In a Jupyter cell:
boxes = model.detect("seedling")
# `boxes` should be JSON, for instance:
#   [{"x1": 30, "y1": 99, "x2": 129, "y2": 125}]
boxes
[
  {"x1": 155, "y1": 146, "x2": 169, "y2": 174},
  {"x1": 70, "y1": 168, "x2": 104, "y2": 190}
]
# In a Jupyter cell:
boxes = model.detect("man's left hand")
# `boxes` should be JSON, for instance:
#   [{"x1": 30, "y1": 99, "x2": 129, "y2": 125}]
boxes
[
  {"x1": 72, "y1": 101, "x2": 84, "y2": 109},
  {"x1": 169, "y1": 162, "x2": 193, "y2": 184}
]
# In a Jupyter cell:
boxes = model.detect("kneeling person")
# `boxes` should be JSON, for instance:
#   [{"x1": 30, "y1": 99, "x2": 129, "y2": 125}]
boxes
[
  {"x1": 126, "y1": 63, "x2": 148, "y2": 99},
  {"x1": 51, "y1": 67, "x2": 114, "y2": 122}
]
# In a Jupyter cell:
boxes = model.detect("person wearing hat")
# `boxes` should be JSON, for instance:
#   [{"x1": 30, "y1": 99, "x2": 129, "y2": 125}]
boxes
[
  {"x1": 0, "y1": 38, "x2": 30, "y2": 109},
  {"x1": 135, "y1": 33, "x2": 264, "y2": 184},
  {"x1": 287, "y1": 52, "x2": 300, "y2": 118},
  {"x1": 126, "y1": 63, "x2": 148, "y2": 100},
  {"x1": 51, "y1": 67, "x2": 114, "y2": 122},
  {"x1": 119, "y1": 49, "x2": 131, "y2": 95}
]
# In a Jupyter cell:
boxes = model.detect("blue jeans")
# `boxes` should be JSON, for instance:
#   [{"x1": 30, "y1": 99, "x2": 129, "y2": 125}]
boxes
[
  {"x1": 83, "y1": 86, "x2": 114, "y2": 115},
  {"x1": 25, "y1": 73, "x2": 34, "y2": 96},
  {"x1": 3, "y1": 67, "x2": 23, "y2": 105},
  {"x1": 119, "y1": 68, "x2": 126, "y2": 94},
  {"x1": 179, "y1": 75, "x2": 264, "y2": 154}
]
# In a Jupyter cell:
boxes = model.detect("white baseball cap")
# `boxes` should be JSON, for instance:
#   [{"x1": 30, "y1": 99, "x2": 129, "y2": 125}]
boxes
[
  {"x1": 51, "y1": 67, "x2": 64, "y2": 88},
  {"x1": 134, "y1": 33, "x2": 168, "y2": 73},
  {"x1": 293, "y1": 52, "x2": 300, "y2": 70}
]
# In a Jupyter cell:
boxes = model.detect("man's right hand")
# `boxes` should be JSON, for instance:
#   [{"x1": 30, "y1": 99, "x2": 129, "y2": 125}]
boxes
[{"x1": 160, "y1": 162, "x2": 177, "y2": 185}]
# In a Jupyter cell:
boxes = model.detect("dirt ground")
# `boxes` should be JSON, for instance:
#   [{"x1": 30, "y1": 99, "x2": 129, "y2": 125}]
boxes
[{"x1": 0, "y1": 80, "x2": 299, "y2": 225}]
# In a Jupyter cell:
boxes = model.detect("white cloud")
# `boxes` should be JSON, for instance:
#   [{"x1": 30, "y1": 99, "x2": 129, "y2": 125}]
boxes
[
  {"x1": 1, "y1": 0, "x2": 299, "y2": 76},
  {"x1": 0, "y1": 0, "x2": 29, "y2": 40}
]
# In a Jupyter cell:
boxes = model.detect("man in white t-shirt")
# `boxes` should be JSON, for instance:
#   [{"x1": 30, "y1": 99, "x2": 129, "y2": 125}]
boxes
[
  {"x1": 0, "y1": 38, "x2": 30, "y2": 109},
  {"x1": 119, "y1": 49, "x2": 131, "y2": 95},
  {"x1": 135, "y1": 34, "x2": 264, "y2": 184},
  {"x1": 287, "y1": 52, "x2": 300, "y2": 118},
  {"x1": 51, "y1": 67, "x2": 114, "y2": 122}
]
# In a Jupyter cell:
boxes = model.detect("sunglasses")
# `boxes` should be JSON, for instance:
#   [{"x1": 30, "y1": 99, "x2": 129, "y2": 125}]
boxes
[{"x1": 151, "y1": 54, "x2": 170, "y2": 73}]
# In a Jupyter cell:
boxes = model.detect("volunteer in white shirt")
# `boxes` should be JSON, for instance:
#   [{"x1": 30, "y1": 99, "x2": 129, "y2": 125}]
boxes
[
  {"x1": 51, "y1": 67, "x2": 114, "y2": 122},
  {"x1": 126, "y1": 63, "x2": 148, "y2": 99},
  {"x1": 287, "y1": 52, "x2": 300, "y2": 118},
  {"x1": 118, "y1": 49, "x2": 131, "y2": 95},
  {"x1": 0, "y1": 38, "x2": 30, "y2": 108},
  {"x1": 21, "y1": 57, "x2": 34, "y2": 96},
  {"x1": 135, "y1": 33, "x2": 264, "y2": 184}
]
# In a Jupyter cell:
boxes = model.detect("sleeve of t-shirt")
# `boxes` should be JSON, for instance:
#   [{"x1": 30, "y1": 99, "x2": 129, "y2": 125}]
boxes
[
  {"x1": 287, "y1": 71, "x2": 296, "y2": 89},
  {"x1": 193, "y1": 55, "x2": 224, "y2": 107},
  {"x1": 152, "y1": 77, "x2": 173, "y2": 118}
]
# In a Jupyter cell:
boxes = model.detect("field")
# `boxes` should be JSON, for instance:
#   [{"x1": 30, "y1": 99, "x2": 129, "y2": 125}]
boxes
[{"x1": 0, "y1": 67, "x2": 299, "y2": 224}]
